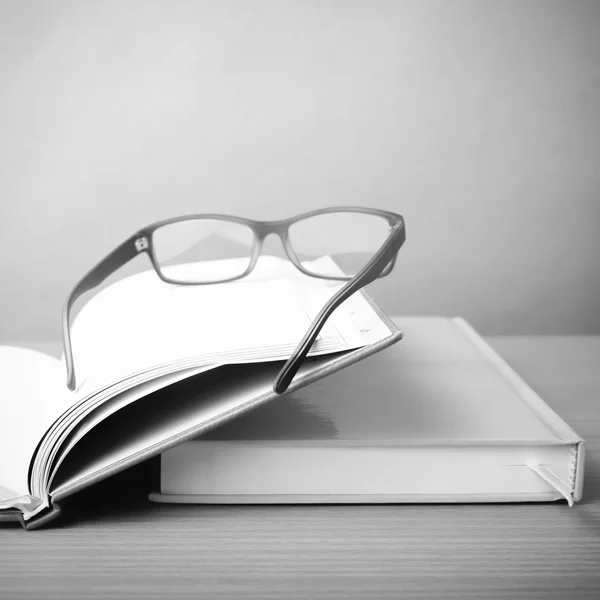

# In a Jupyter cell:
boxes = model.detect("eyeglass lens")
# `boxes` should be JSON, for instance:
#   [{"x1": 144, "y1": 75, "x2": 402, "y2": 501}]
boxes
[
  {"x1": 287, "y1": 212, "x2": 391, "y2": 278},
  {"x1": 152, "y1": 219, "x2": 256, "y2": 283}
]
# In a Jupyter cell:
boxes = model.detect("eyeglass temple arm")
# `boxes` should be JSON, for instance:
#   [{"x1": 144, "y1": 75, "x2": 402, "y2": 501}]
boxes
[
  {"x1": 62, "y1": 234, "x2": 143, "y2": 391},
  {"x1": 273, "y1": 221, "x2": 406, "y2": 395}
]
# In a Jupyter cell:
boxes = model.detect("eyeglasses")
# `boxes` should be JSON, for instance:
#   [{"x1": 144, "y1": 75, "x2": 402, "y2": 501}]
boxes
[{"x1": 62, "y1": 207, "x2": 406, "y2": 393}]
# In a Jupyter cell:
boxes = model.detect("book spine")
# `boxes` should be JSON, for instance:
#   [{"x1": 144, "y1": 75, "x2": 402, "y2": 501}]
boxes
[
  {"x1": 573, "y1": 442, "x2": 585, "y2": 502},
  {"x1": 24, "y1": 503, "x2": 62, "y2": 531}
]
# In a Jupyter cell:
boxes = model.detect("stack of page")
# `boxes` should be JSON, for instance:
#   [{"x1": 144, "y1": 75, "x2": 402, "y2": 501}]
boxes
[{"x1": 0, "y1": 255, "x2": 400, "y2": 529}]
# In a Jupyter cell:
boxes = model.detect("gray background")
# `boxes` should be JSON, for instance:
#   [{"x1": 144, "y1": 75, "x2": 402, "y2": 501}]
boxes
[{"x1": 1, "y1": 0, "x2": 599, "y2": 341}]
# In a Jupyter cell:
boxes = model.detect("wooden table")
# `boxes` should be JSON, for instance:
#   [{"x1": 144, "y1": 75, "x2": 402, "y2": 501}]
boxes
[{"x1": 1, "y1": 336, "x2": 599, "y2": 599}]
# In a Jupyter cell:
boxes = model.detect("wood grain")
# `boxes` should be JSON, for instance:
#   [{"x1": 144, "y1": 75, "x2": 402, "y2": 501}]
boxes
[{"x1": 1, "y1": 336, "x2": 599, "y2": 600}]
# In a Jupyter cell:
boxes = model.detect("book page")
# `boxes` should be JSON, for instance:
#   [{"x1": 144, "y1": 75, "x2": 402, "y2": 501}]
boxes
[
  {"x1": 0, "y1": 346, "x2": 70, "y2": 506},
  {"x1": 32, "y1": 362, "x2": 218, "y2": 500},
  {"x1": 291, "y1": 256, "x2": 394, "y2": 345},
  {"x1": 68, "y1": 256, "x2": 377, "y2": 394},
  {"x1": 49, "y1": 352, "x2": 351, "y2": 501}
]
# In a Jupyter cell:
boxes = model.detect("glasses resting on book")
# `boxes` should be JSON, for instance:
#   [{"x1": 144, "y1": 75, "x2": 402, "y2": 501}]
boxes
[{"x1": 62, "y1": 207, "x2": 406, "y2": 393}]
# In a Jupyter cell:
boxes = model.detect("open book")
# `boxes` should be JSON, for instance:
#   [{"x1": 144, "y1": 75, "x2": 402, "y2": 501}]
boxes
[{"x1": 0, "y1": 256, "x2": 401, "y2": 529}]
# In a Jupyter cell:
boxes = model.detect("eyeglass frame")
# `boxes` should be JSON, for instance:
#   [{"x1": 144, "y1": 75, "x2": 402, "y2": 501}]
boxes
[{"x1": 62, "y1": 206, "x2": 406, "y2": 393}]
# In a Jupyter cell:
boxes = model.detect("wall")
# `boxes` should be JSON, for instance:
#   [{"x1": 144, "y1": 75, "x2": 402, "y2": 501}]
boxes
[{"x1": 1, "y1": 0, "x2": 599, "y2": 341}]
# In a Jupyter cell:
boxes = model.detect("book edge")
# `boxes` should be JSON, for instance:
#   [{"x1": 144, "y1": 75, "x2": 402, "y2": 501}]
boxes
[
  {"x1": 148, "y1": 491, "x2": 568, "y2": 504},
  {"x1": 451, "y1": 317, "x2": 583, "y2": 445},
  {"x1": 157, "y1": 442, "x2": 580, "y2": 503}
]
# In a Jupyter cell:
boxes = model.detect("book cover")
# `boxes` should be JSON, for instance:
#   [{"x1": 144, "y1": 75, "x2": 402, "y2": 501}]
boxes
[{"x1": 151, "y1": 317, "x2": 585, "y2": 505}]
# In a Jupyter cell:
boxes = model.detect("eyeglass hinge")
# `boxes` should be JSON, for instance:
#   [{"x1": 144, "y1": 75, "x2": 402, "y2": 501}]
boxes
[{"x1": 135, "y1": 237, "x2": 149, "y2": 252}]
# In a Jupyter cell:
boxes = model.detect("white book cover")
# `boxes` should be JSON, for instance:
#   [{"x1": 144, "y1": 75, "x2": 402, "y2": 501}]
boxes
[{"x1": 151, "y1": 317, "x2": 585, "y2": 505}]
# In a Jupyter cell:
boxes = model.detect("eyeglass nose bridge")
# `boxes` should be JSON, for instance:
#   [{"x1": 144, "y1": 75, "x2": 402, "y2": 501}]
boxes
[
  {"x1": 251, "y1": 220, "x2": 289, "y2": 238},
  {"x1": 247, "y1": 221, "x2": 303, "y2": 273}
]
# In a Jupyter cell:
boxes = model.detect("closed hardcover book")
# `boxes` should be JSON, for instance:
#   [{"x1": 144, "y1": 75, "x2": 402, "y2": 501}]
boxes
[{"x1": 151, "y1": 317, "x2": 585, "y2": 505}]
